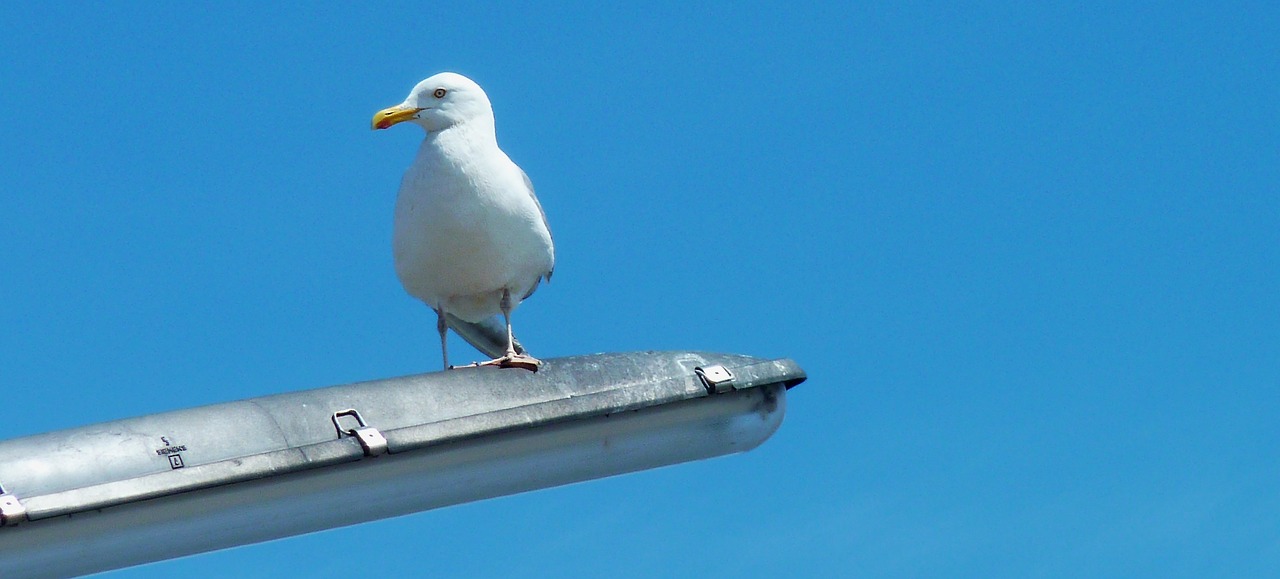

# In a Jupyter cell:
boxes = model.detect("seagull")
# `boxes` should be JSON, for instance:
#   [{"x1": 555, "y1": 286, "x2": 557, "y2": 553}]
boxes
[{"x1": 373, "y1": 72, "x2": 554, "y2": 371}]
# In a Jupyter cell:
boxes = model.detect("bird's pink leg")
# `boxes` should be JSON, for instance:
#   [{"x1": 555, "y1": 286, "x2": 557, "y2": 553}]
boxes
[
  {"x1": 477, "y1": 289, "x2": 542, "y2": 371},
  {"x1": 436, "y1": 306, "x2": 451, "y2": 370}
]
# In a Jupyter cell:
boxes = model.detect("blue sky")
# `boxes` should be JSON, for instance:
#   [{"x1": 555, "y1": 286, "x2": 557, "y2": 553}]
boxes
[{"x1": 2, "y1": 2, "x2": 1277, "y2": 577}]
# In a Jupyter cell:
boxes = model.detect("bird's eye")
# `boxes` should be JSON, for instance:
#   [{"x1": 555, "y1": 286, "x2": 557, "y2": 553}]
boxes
[{"x1": 433, "y1": 88, "x2": 447, "y2": 98}]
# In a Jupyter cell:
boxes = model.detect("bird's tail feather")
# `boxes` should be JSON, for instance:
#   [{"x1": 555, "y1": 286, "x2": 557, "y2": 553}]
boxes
[{"x1": 445, "y1": 313, "x2": 526, "y2": 358}]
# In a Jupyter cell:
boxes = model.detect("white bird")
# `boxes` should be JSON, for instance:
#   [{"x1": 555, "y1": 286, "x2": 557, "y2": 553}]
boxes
[{"x1": 373, "y1": 72, "x2": 554, "y2": 371}]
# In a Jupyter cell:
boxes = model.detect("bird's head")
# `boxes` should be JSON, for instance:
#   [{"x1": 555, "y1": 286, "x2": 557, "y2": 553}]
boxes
[{"x1": 372, "y1": 72, "x2": 493, "y2": 132}]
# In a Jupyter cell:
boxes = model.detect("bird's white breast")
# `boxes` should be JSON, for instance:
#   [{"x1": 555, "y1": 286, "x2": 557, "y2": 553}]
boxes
[{"x1": 392, "y1": 129, "x2": 554, "y2": 322}]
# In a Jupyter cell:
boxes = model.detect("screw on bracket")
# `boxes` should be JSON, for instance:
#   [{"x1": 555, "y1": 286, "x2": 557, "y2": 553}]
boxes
[
  {"x1": 331, "y1": 409, "x2": 389, "y2": 457},
  {"x1": 695, "y1": 364, "x2": 735, "y2": 394},
  {"x1": 0, "y1": 484, "x2": 27, "y2": 526}
]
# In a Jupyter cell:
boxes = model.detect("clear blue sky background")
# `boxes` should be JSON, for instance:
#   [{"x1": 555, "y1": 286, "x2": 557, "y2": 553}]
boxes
[{"x1": 2, "y1": 3, "x2": 1277, "y2": 577}]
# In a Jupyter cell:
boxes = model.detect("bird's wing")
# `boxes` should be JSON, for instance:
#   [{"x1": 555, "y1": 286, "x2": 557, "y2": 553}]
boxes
[
  {"x1": 446, "y1": 313, "x2": 527, "y2": 357},
  {"x1": 436, "y1": 167, "x2": 555, "y2": 355},
  {"x1": 521, "y1": 168, "x2": 554, "y2": 282},
  {"x1": 450, "y1": 170, "x2": 550, "y2": 356}
]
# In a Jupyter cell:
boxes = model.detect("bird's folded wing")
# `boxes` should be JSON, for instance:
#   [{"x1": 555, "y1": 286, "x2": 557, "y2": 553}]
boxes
[{"x1": 521, "y1": 168, "x2": 554, "y2": 281}]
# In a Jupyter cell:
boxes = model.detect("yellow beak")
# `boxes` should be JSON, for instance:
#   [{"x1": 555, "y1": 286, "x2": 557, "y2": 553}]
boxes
[{"x1": 372, "y1": 105, "x2": 425, "y2": 130}]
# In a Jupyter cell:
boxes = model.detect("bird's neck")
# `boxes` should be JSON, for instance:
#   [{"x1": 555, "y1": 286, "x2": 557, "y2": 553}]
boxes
[
  {"x1": 422, "y1": 120, "x2": 500, "y2": 163},
  {"x1": 415, "y1": 120, "x2": 503, "y2": 179}
]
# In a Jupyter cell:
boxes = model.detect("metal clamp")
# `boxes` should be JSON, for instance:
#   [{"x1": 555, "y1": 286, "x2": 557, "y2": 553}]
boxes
[
  {"x1": 331, "y1": 409, "x2": 389, "y2": 457},
  {"x1": 0, "y1": 484, "x2": 27, "y2": 526},
  {"x1": 695, "y1": 364, "x2": 735, "y2": 394}
]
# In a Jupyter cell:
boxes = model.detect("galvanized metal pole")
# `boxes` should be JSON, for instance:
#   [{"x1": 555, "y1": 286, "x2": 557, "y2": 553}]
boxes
[{"x1": 0, "y1": 351, "x2": 803, "y2": 578}]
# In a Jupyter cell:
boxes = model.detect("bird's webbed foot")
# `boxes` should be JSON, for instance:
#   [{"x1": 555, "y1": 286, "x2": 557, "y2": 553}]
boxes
[{"x1": 476, "y1": 353, "x2": 542, "y2": 372}]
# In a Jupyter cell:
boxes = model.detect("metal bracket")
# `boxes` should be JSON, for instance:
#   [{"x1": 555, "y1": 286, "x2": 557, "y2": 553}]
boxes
[
  {"x1": 331, "y1": 409, "x2": 388, "y2": 457},
  {"x1": 695, "y1": 364, "x2": 735, "y2": 394},
  {"x1": 0, "y1": 484, "x2": 27, "y2": 526}
]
